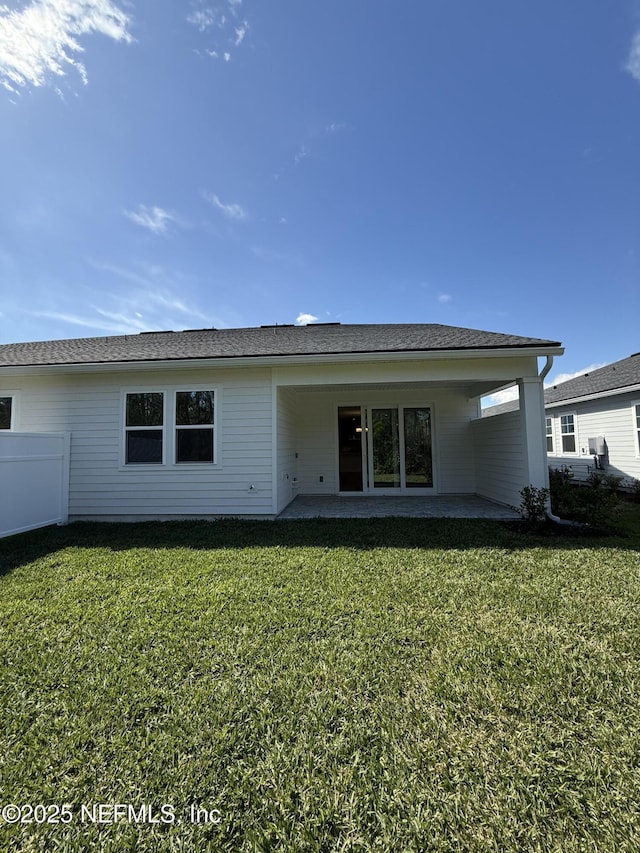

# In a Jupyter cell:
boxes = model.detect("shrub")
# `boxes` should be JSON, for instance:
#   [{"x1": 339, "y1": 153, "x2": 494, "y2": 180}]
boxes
[
  {"x1": 549, "y1": 467, "x2": 618, "y2": 527},
  {"x1": 518, "y1": 485, "x2": 549, "y2": 526}
]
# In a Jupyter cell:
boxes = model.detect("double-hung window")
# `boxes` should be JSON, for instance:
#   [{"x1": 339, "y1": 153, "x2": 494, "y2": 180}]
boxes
[
  {"x1": 125, "y1": 392, "x2": 164, "y2": 464},
  {"x1": 0, "y1": 396, "x2": 13, "y2": 430},
  {"x1": 175, "y1": 390, "x2": 215, "y2": 463},
  {"x1": 124, "y1": 389, "x2": 216, "y2": 465},
  {"x1": 560, "y1": 414, "x2": 576, "y2": 453},
  {"x1": 545, "y1": 416, "x2": 554, "y2": 453}
]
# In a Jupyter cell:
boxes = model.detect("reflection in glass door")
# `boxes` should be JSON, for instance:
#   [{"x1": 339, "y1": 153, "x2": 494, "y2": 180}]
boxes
[
  {"x1": 367, "y1": 406, "x2": 433, "y2": 491},
  {"x1": 403, "y1": 408, "x2": 433, "y2": 488},
  {"x1": 338, "y1": 406, "x2": 364, "y2": 491},
  {"x1": 371, "y1": 408, "x2": 401, "y2": 488}
]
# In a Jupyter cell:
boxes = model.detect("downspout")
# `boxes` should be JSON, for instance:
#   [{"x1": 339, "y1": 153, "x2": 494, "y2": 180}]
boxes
[
  {"x1": 539, "y1": 354, "x2": 554, "y2": 383},
  {"x1": 538, "y1": 355, "x2": 579, "y2": 525}
]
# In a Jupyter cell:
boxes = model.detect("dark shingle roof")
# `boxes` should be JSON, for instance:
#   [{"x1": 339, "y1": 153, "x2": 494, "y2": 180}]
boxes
[
  {"x1": 482, "y1": 399, "x2": 520, "y2": 417},
  {"x1": 545, "y1": 353, "x2": 640, "y2": 404},
  {"x1": 0, "y1": 323, "x2": 561, "y2": 368}
]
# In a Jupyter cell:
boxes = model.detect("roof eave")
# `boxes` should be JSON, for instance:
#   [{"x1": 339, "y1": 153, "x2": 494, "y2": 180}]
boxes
[
  {"x1": 0, "y1": 344, "x2": 565, "y2": 375},
  {"x1": 546, "y1": 382, "x2": 640, "y2": 408}
]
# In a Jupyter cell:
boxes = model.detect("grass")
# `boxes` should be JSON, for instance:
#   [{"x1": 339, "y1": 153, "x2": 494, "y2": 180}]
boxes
[{"x1": 1, "y1": 516, "x2": 639, "y2": 852}]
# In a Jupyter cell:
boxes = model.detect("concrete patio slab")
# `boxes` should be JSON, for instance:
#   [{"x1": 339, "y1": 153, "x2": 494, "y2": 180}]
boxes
[{"x1": 278, "y1": 495, "x2": 519, "y2": 520}]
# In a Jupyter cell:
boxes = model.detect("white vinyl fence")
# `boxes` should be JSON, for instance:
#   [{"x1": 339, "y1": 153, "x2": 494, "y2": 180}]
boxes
[{"x1": 0, "y1": 432, "x2": 70, "y2": 538}]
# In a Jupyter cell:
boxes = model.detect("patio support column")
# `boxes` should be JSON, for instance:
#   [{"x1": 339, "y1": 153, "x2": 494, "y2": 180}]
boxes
[{"x1": 518, "y1": 376, "x2": 549, "y2": 490}]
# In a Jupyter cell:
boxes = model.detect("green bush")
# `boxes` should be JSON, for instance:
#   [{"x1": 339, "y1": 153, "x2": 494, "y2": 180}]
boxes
[
  {"x1": 518, "y1": 485, "x2": 549, "y2": 526},
  {"x1": 549, "y1": 468, "x2": 618, "y2": 527}
]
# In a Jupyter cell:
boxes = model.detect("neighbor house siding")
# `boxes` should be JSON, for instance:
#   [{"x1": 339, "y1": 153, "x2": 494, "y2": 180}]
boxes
[
  {"x1": 15, "y1": 367, "x2": 274, "y2": 518},
  {"x1": 472, "y1": 410, "x2": 523, "y2": 508},
  {"x1": 547, "y1": 392, "x2": 640, "y2": 484}
]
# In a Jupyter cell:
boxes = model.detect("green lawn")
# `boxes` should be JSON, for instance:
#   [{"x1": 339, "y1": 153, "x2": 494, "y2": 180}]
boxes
[{"x1": 1, "y1": 515, "x2": 639, "y2": 852}]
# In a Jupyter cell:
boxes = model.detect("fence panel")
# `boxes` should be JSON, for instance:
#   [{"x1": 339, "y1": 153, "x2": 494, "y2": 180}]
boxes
[{"x1": 0, "y1": 433, "x2": 70, "y2": 538}]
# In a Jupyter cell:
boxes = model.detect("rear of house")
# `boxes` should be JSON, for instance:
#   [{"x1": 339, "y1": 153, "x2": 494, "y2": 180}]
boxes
[{"x1": 0, "y1": 323, "x2": 563, "y2": 525}]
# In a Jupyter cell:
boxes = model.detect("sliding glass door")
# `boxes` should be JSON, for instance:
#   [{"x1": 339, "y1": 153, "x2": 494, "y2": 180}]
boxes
[
  {"x1": 371, "y1": 408, "x2": 401, "y2": 488},
  {"x1": 338, "y1": 405, "x2": 434, "y2": 492},
  {"x1": 403, "y1": 407, "x2": 433, "y2": 488}
]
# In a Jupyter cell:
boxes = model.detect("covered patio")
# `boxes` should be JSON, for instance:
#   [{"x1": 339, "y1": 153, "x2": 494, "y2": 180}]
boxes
[{"x1": 278, "y1": 494, "x2": 519, "y2": 519}]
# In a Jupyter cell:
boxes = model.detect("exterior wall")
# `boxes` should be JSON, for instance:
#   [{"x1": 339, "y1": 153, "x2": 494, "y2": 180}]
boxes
[
  {"x1": 11, "y1": 367, "x2": 274, "y2": 519},
  {"x1": 472, "y1": 410, "x2": 524, "y2": 508},
  {"x1": 547, "y1": 392, "x2": 640, "y2": 485},
  {"x1": 0, "y1": 350, "x2": 548, "y2": 518},
  {"x1": 291, "y1": 388, "x2": 477, "y2": 495},
  {"x1": 276, "y1": 386, "x2": 297, "y2": 512}
]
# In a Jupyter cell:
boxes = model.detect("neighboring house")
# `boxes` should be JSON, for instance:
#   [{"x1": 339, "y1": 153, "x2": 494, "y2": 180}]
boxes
[
  {"x1": 484, "y1": 352, "x2": 640, "y2": 486},
  {"x1": 0, "y1": 323, "x2": 562, "y2": 520},
  {"x1": 545, "y1": 353, "x2": 640, "y2": 486}
]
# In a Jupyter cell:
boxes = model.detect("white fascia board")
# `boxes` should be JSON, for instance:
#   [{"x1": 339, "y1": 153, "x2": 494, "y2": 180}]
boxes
[
  {"x1": 545, "y1": 382, "x2": 640, "y2": 409},
  {"x1": 0, "y1": 345, "x2": 564, "y2": 377}
]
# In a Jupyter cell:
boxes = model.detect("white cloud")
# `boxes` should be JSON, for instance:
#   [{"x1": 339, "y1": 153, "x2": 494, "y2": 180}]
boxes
[
  {"x1": 203, "y1": 191, "x2": 247, "y2": 220},
  {"x1": 123, "y1": 205, "x2": 177, "y2": 235},
  {"x1": 546, "y1": 363, "x2": 607, "y2": 388},
  {"x1": 438, "y1": 293, "x2": 452, "y2": 303},
  {"x1": 482, "y1": 386, "x2": 519, "y2": 409},
  {"x1": 626, "y1": 32, "x2": 640, "y2": 83},
  {"x1": 188, "y1": 1, "x2": 248, "y2": 63},
  {"x1": 294, "y1": 145, "x2": 311, "y2": 166},
  {"x1": 32, "y1": 262, "x2": 219, "y2": 336},
  {"x1": 0, "y1": 0, "x2": 132, "y2": 95},
  {"x1": 35, "y1": 309, "x2": 149, "y2": 334},
  {"x1": 296, "y1": 313, "x2": 319, "y2": 325},
  {"x1": 187, "y1": 9, "x2": 221, "y2": 32}
]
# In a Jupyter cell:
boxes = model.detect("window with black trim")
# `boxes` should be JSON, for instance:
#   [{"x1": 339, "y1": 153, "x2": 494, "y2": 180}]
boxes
[
  {"x1": 635, "y1": 404, "x2": 640, "y2": 455},
  {"x1": 125, "y1": 392, "x2": 164, "y2": 464},
  {"x1": 560, "y1": 414, "x2": 576, "y2": 453},
  {"x1": 0, "y1": 396, "x2": 12, "y2": 430},
  {"x1": 175, "y1": 390, "x2": 215, "y2": 463}
]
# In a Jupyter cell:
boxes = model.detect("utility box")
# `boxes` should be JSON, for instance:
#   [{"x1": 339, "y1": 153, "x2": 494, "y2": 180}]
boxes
[{"x1": 588, "y1": 436, "x2": 606, "y2": 457}]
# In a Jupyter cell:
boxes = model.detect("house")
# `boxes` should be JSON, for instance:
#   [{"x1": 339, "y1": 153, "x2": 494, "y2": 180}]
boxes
[
  {"x1": 484, "y1": 352, "x2": 640, "y2": 487},
  {"x1": 0, "y1": 323, "x2": 563, "y2": 522},
  {"x1": 545, "y1": 353, "x2": 640, "y2": 485}
]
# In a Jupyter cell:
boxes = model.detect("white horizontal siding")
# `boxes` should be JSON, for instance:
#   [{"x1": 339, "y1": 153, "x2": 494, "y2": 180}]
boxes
[
  {"x1": 547, "y1": 394, "x2": 640, "y2": 484},
  {"x1": 435, "y1": 396, "x2": 477, "y2": 493},
  {"x1": 276, "y1": 387, "x2": 297, "y2": 512},
  {"x1": 11, "y1": 368, "x2": 275, "y2": 518},
  {"x1": 472, "y1": 410, "x2": 524, "y2": 508}
]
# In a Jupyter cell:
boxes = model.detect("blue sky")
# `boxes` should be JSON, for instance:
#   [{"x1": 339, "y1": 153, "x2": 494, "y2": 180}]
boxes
[{"x1": 1, "y1": 0, "x2": 639, "y2": 394}]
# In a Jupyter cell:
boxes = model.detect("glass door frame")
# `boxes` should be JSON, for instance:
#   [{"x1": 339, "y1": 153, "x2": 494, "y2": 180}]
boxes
[{"x1": 336, "y1": 402, "x2": 436, "y2": 494}]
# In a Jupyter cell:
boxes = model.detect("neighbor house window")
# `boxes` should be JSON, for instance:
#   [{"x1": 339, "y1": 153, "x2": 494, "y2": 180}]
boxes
[
  {"x1": 125, "y1": 392, "x2": 164, "y2": 464},
  {"x1": 0, "y1": 396, "x2": 12, "y2": 430},
  {"x1": 636, "y1": 404, "x2": 640, "y2": 455},
  {"x1": 560, "y1": 414, "x2": 576, "y2": 453},
  {"x1": 175, "y1": 390, "x2": 215, "y2": 463},
  {"x1": 545, "y1": 416, "x2": 554, "y2": 453}
]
